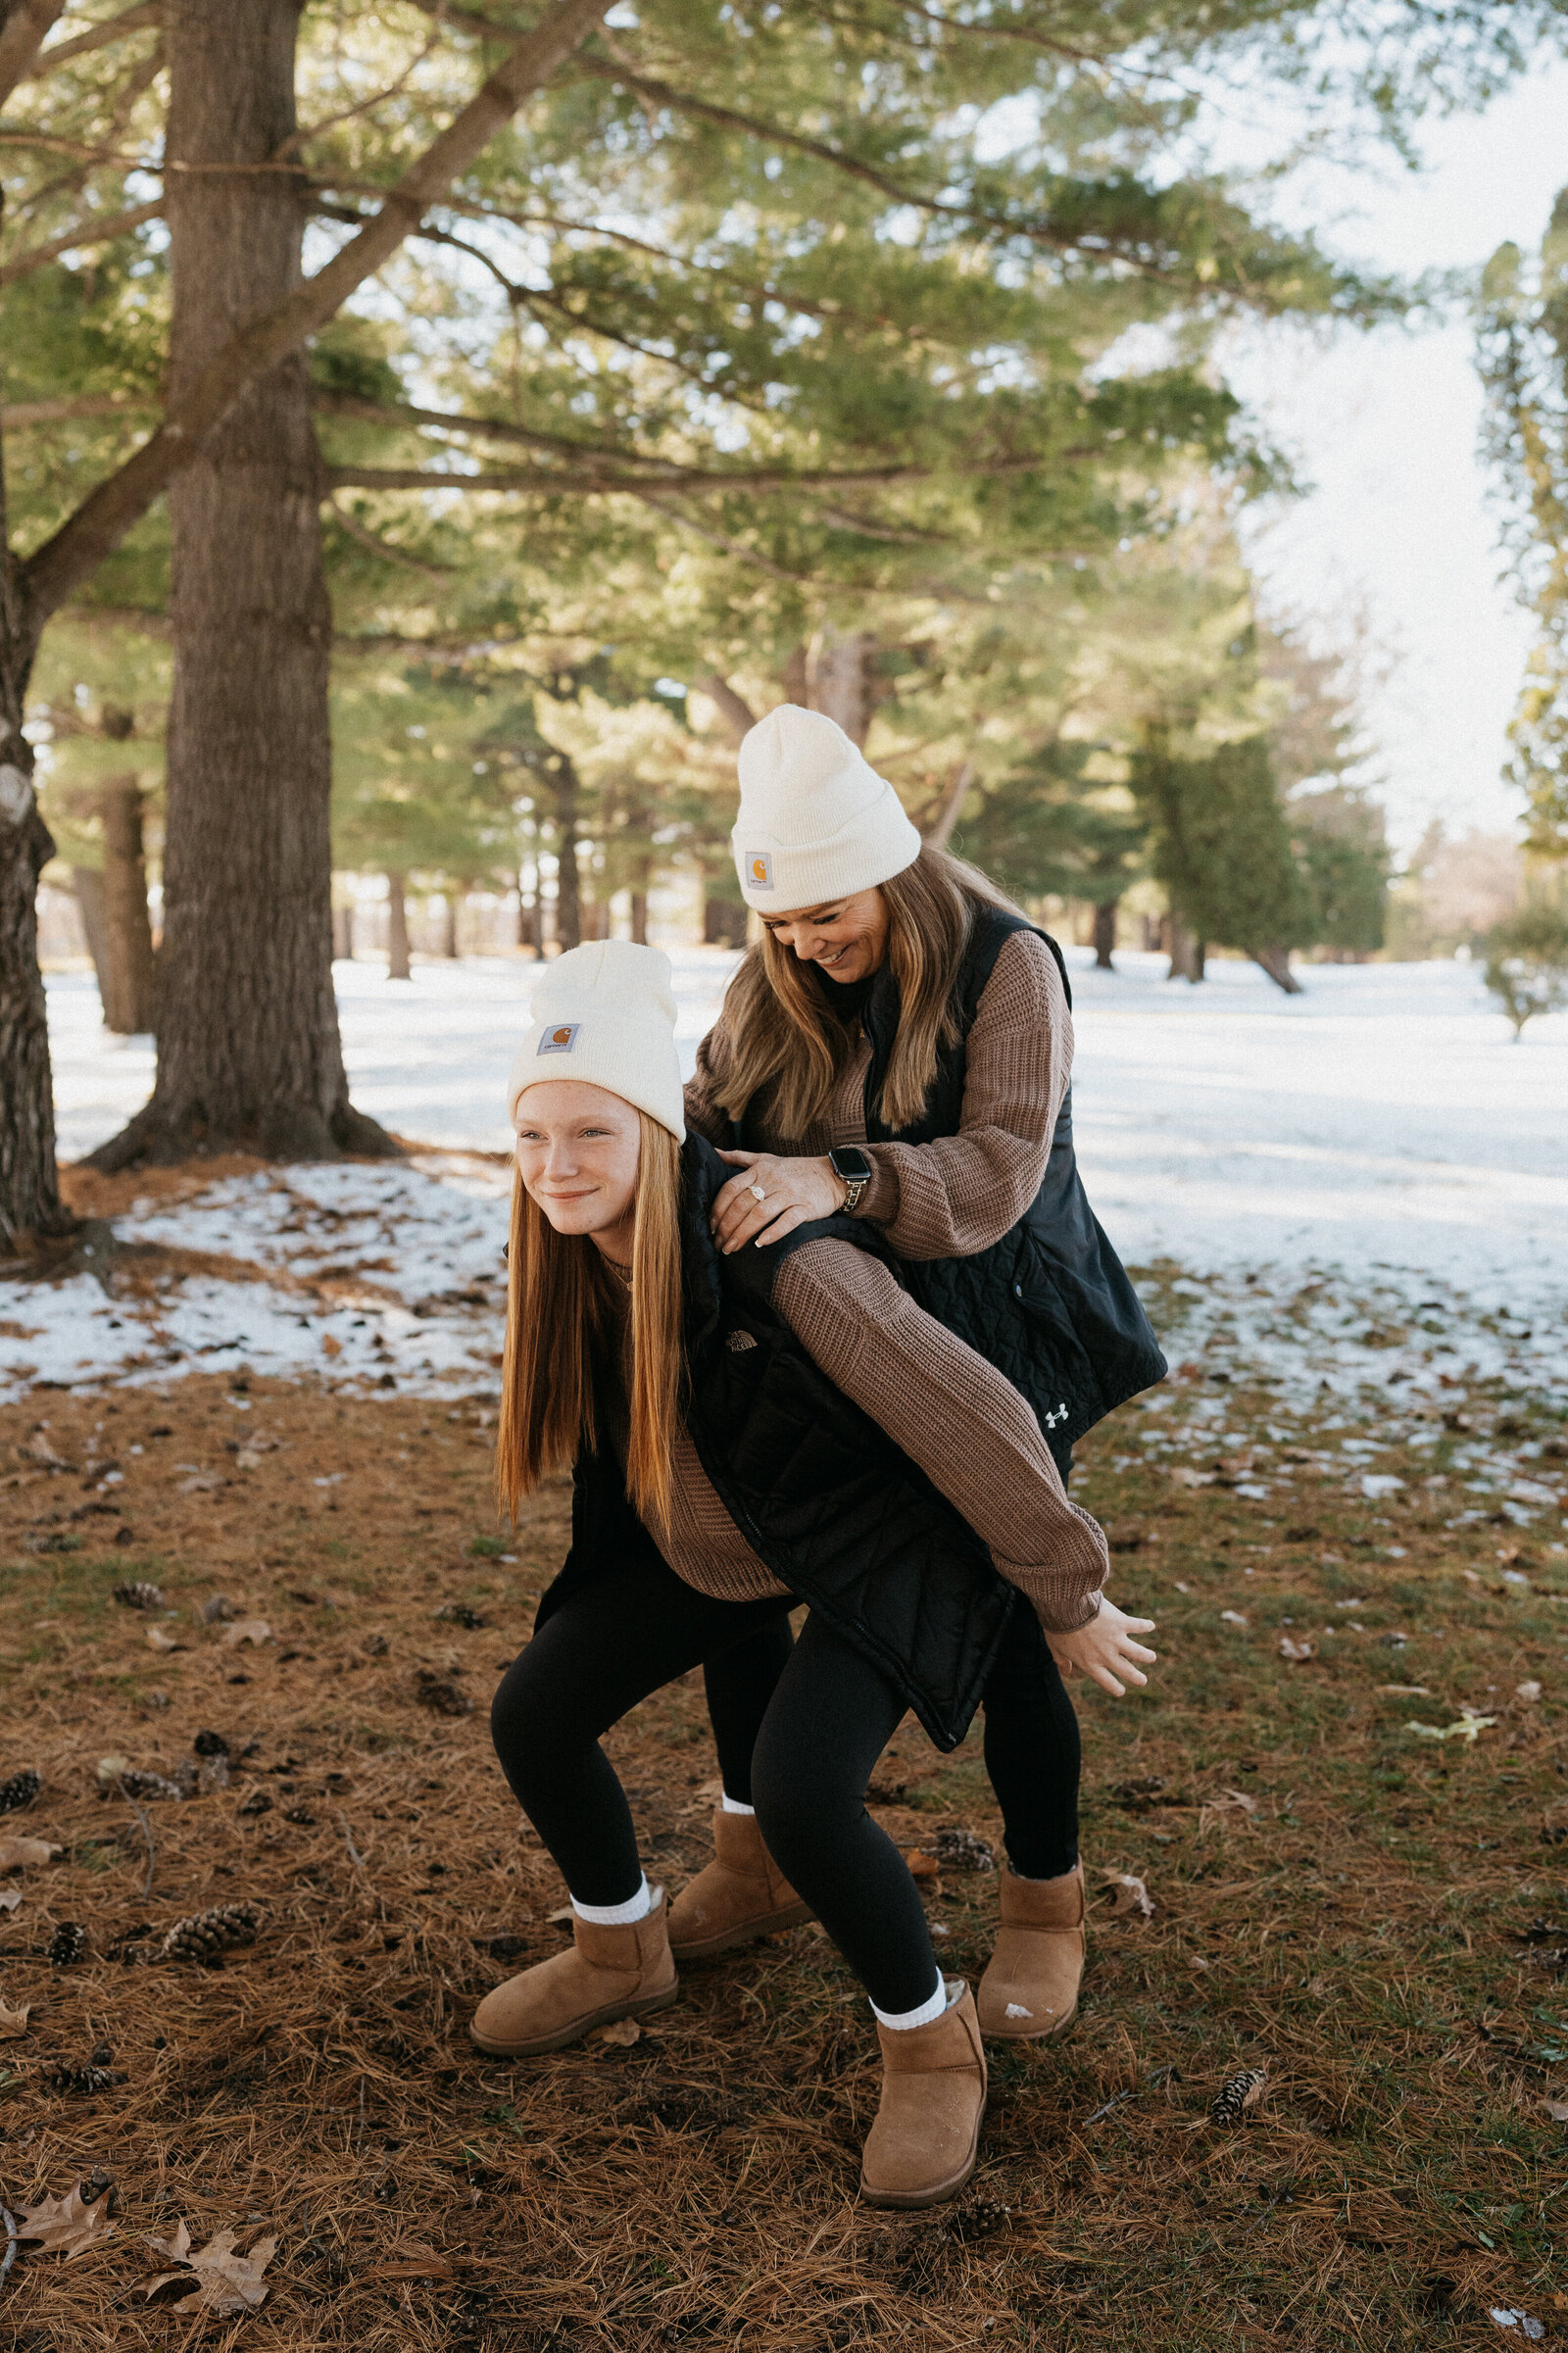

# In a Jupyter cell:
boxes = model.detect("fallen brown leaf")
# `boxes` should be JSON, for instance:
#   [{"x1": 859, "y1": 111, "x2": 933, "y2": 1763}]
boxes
[
  {"x1": 146, "y1": 1627, "x2": 181, "y2": 1652},
  {"x1": 1377, "y1": 1684, "x2": 1432, "y2": 1696},
  {"x1": 221, "y1": 1618, "x2": 272, "y2": 1648},
  {"x1": 0, "y1": 1888, "x2": 21, "y2": 1913},
  {"x1": 1279, "y1": 1637, "x2": 1316, "y2": 1662},
  {"x1": 1543, "y1": 2099, "x2": 1568, "y2": 2124},
  {"x1": 0, "y1": 1835, "x2": 62, "y2": 1870},
  {"x1": 0, "y1": 1998, "x2": 30, "y2": 2035},
  {"x1": 15, "y1": 2181, "x2": 117, "y2": 2258},
  {"x1": 902, "y1": 1847, "x2": 941, "y2": 1881},
  {"x1": 177, "y1": 1470, "x2": 223, "y2": 1495},
  {"x1": 143, "y1": 2222, "x2": 275, "y2": 2316},
  {"x1": 320, "y1": 1333, "x2": 342, "y2": 1358},
  {"x1": 591, "y1": 2016, "x2": 642, "y2": 2047},
  {"x1": 1102, "y1": 1870, "x2": 1154, "y2": 1919}
]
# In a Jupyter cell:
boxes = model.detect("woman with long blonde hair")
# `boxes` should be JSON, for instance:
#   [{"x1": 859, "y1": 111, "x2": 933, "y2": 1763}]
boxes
[
  {"x1": 668, "y1": 704, "x2": 1166, "y2": 2045},
  {"x1": 474, "y1": 940, "x2": 1154, "y2": 2211}
]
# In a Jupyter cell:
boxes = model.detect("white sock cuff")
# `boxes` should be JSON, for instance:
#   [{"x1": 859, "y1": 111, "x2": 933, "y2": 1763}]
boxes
[
  {"x1": 570, "y1": 1874, "x2": 653, "y2": 1926},
  {"x1": 720, "y1": 1794, "x2": 756, "y2": 1815},
  {"x1": 871, "y1": 1973, "x2": 948, "y2": 2032}
]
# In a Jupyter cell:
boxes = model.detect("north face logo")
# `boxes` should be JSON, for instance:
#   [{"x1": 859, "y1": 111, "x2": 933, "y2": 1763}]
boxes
[
  {"x1": 537, "y1": 1022, "x2": 580, "y2": 1054},
  {"x1": 747, "y1": 852, "x2": 774, "y2": 890}
]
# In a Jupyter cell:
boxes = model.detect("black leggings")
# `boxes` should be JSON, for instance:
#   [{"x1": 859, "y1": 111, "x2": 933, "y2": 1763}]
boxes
[
  {"x1": 702, "y1": 1593, "x2": 1082, "y2": 1881},
  {"x1": 490, "y1": 1551, "x2": 940, "y2": 2014}
]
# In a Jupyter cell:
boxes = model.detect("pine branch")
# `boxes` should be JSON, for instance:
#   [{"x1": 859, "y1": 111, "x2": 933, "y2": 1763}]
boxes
[
  {"x1": 1, "y1": 393, "x2": 154, "y2": 427},
  {"x1": 0, "y1": 195, "x2": 162, "y2": 285},
  {"x1": 16, "y1": 0, "x2": 612, "y2": 643},
  {"x1": 12, "y1": 0, "x2": 159, "y2": 82}
]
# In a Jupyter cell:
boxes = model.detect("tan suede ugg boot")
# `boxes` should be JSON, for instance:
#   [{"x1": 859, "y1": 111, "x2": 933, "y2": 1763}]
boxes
[
  {"x1": 976, "y1": 1863, "x2": 1086, "y2": 2040},
  {"x1": 859, "y1": 1981, "x2": 987, "y2": 2209},
  {"x1": 666, "y1": 1809, "x2": 812, "y2": 1961},
  {"x1": 468, "y1": 1889, "x2": 679, "y2": 2056}
]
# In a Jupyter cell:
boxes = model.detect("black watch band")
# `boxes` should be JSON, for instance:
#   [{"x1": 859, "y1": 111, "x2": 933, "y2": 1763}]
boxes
[{"x1": 829, "y1": 1146, "x2": 873, "y2": 1214}]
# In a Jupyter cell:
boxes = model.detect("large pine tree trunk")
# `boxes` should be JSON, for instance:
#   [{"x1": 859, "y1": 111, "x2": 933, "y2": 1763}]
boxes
[
  {"x1": 1166, "y1": 911, "x2": 1205, "y2": 983},
  {"x1": 1093, "y1": 898, "x2": 1118, "y2": 971},
  {"x1": 0, "y1": 521, "x2": 74, "y2": 1249},
  {"x1": 100, "y1": 774, "x2": 159, "y2": 1033},
  {"x1": 89, "y1": 0, "x2": 390, "y2": 1170}
]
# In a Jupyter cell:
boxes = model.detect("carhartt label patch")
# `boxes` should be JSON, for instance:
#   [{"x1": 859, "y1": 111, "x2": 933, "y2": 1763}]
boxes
[
  {"x1": 537, "y1": 1022, "x2": 580, "y2": 1055},
  {"x1": 746, "y1": 851, "x2": 774, "y2": 891}
]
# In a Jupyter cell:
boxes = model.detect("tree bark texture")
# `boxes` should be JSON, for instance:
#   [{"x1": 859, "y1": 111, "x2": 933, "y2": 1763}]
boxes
[
  {"x1": 806, "y1": 627, "x2": 877, "y2": 747},
  {"x1": 90, "y1": 0, "x2": 388, "y2": 1168},
  {"x1": 332, "y1": 903, "x2": 354, "y2": 960},
  {"x1": 630, "y1": 889, "x2": 648, "y2": 946},
  {"x1": 1093, "y1": 899, "x2": 1118, "y2": 972},
  {"x1": 441, "y1": 891, "x2": 460, "y2": 958},
  {"x1": 0, "y1": 488, "x2": 74, "y2": 1244},
  {"x1": 386, "y1": 872, "x2": 411, "y2": 980},
  {"x1": 100, "y1": 774, "x2": 159, "y2": 1032},
  {"x1": 553, "y1": 763, "x2": 581, "y2": 952}
]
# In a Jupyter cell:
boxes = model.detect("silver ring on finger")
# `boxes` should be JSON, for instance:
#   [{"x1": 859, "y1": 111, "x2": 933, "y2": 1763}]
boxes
[{"x1": 749, "y1": 1182, "x2": 767, "y2": 1203}]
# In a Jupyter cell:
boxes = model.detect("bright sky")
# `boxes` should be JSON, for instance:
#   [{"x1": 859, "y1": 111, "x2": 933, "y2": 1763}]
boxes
[{"x1": 1214, "y1": 64, "x2": 1568, "y2": 855}]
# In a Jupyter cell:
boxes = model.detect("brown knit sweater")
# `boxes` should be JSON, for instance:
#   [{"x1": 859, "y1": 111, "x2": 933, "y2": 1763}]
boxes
[
  {"x1": 685, "y1": 927, "x2": 1073, "y2": 1259},
  {"x1": 592, "y1": 928, "x2": 1106, "y2": 1636},
  {"x1": 598, "y1": 1242, "x2": 1108, "y2": 1636}
]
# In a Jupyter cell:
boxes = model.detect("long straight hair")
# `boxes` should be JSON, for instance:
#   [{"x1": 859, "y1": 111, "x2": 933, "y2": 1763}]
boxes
[
  {"x1": 497, "y1": 1112, "x2": 684, "y2": 1529},
  {"x1": 710, "y1": 843, "x2": 1020, "y2": 1138}
]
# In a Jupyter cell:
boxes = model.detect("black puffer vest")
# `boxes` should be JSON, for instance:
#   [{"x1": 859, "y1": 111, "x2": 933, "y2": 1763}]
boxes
[
  {"x1": 738, "y1": 902, "x2": 1166, "y2": 1449},
  {"x1": 534, "y1": 1135, "x2": 1016, "y2": 1751}
]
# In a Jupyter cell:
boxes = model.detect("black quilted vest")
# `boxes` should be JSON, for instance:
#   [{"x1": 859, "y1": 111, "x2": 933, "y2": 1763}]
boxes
[
  {"x1": 534, "y1": 1134, "x2": 1016, "y2": 1752},
  {"x1": 738, "y1": 902, "x2": 1167, "y2": 1448}
]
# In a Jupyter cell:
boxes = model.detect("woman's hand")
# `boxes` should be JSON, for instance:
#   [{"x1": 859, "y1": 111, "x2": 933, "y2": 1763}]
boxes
[
  {"x1": 710, "y1": 1149, "x2": 846, "y2": 1253},
  {"x1": 1046, "y1": 1599, "x2": 1156, "y2": 1698}
]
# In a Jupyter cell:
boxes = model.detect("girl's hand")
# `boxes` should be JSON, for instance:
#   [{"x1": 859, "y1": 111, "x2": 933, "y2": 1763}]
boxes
[
  {"x1": 710, "y1": 1149, "x2": 846, "y2": 1253},
  {"x1": 1046, "y1": 1599, "x2": 1157, "y2": 1698}
]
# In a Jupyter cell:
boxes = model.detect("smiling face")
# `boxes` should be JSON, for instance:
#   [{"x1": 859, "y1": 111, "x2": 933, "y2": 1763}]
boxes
[
  {"x1": 760, "y1": 885, "x2": 890, "y2": 984},
  {"x1": 513, "y1": 1079, "x2": 642, "y2": 1260}
]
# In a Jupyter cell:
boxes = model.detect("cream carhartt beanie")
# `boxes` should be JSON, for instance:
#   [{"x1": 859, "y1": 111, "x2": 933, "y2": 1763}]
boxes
[
  {"x1": 731, "y1": 705, "x2": 921, "y2": 912},
  {"x1": 505, "y1": 940, "x2": 686, "y2": 1141}
]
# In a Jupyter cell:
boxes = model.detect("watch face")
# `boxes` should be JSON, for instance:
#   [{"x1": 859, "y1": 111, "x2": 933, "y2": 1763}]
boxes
[{"x1": 831, "y1": 1147, "x2": 873, "y2": 1183}]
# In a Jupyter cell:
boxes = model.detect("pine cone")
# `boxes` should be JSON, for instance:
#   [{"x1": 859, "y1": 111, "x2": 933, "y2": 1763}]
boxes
[
  {"x1": 944, "y1": 2194, "x2": 1011, "y2": 2242},
  {"x1": 1210, "y1": 2067, "x2": 1268, "y2": 2127},
  {"x1": 415, "y1": 1669, "x2": 471, "y2": 1717},
  {"x1": 192, "y1": 1729, "x2": 229, "y2": 1758},
  {"x1": 0, "y1": 1768, "x2": 40, "y2": 1814},
  {"x1": 115, "y1": 1767, "x2": 188, "y2": 1803},
  {"x1": 933, "y1": 1827, "x2": 996, "y2": 1874},
  {"x1": 112, "y1": 1580, "x2": 165, "y2": 1610},
  {"x1": 46, "y1": 2062, "x2": 126, "y2": 2094},
  {"x1": 236, "y1": 1789, "x2": 271, "y2": 1817},
  {"x1": 48, "y1": 1922, "x2": 88, "y2": 1966},
  {"x1": 160, "y1": 1902, "x2": 262, "y2": 1963}
]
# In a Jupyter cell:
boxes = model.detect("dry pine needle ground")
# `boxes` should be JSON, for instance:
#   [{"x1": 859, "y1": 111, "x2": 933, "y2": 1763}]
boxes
[{"x1": 2, "y1": 1272, "x2": 1568, "y2": 2349}]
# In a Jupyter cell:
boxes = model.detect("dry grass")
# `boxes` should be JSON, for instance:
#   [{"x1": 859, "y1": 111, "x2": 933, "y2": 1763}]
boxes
[{"x1": 2, "y1": 1335, "x2": 1567, "y2": 2349}]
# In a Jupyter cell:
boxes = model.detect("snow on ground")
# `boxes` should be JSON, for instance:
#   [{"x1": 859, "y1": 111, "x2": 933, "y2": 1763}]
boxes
[{"x1": 7, "y1": 951, "x2": 1566, "y2": 1457}]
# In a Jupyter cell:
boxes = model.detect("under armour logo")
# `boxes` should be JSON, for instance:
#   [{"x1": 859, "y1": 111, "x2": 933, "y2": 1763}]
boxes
[{"x1": 1043, "y1": 1403, "x2": 1069, "y2": 1429}]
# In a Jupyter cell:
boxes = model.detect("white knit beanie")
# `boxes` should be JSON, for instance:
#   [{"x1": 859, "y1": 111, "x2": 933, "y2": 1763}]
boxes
[
  {"x1": 731, "y1": 705, "x2": 921, "y2": 912},
  {"x1": 505, "y1": 940, "x2": 686, "y2": 1141}
]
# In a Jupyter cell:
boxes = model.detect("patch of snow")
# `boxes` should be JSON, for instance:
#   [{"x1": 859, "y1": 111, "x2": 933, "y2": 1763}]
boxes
[{"x1": 8, "y1": 948, "x2": 1566, "y2": 1410}]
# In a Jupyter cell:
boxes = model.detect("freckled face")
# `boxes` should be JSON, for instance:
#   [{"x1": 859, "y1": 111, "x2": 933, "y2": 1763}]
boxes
[
  {"x1": 513, "y1": 1080, "x2": 641, "y2": 1241},
  {"x1": 760, "y1": 886, "x2": 889, "y2": 984}
]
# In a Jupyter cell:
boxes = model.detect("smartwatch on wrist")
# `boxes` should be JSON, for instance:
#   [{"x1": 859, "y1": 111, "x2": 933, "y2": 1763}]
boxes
[{"x1": 828, "y1": 1145, "x2": 874, "y2": 1215}]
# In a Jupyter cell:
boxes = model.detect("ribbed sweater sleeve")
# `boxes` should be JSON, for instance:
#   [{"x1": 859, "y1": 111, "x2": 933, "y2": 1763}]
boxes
[
  {"x1": 773, "y1": 1236, "x2": 1108, "y2": 1635},
  {"x1": 861, "y1": 927, "x2": 1072, "y2": 1260}
]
